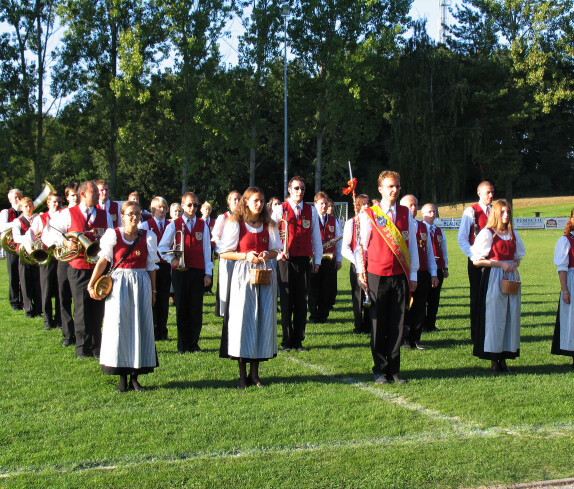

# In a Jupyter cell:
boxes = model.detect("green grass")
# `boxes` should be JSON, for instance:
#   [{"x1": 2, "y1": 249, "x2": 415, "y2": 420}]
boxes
[
  {"x1": 2, "y1": 230, "x2": 574, "y2": 488},
  {"x1": 513, "y1": 203, "x2": 573, "y2": 217}
]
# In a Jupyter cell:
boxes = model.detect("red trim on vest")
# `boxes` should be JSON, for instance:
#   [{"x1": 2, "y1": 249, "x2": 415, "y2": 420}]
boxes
[
  {"x1": 205, "y1": 217, "x2": 216, "y2": 249},
  {"x1": 319, "y1": 214, "x2": 337, "y2": 254},
  {"x1": 68, "y1": 206, "x2": 108, "y2": 270},
  {"x1": 469, "y1": 203, "x2": 488, "y2": 246},
  {"x1": 415, "y1": 220, "x2": 428, "y2": 272},
  {"x1": 15, "y1": 216, "x2": 30, "y2": 251},
  {"x1": 365, "y1": 205, "x2": 410, "y2": 277},
  {"x1": 40, "y1": 212, "x2": 50, "y2": 229},
  {"x1": 280, "y1": 202, "x2": 313, "y2": 257},
  {"x1": 174, "y1": 217, "x2": 205, "y2": 270},
  {"x1": 487, "y1": 229, "x2": 516, "y2": 261},
  {"x1": 430, "y1": 225, "x2": 445, "y2": 269},
  {"x1": 7, "y1": 208, "x2": 17, "y2": 222},
  {"x1": 567, "y1": 234, "x2": 574, "y2": 268},
  {"x1": 113, "y1": 229, "x2": 148, "y2": 268},
  {"x1": 237, "y1": 222, "x2": 270, "y2": 253},
  {"x1": 147, "y1": 218, "x2": 170, "y2": 263}
]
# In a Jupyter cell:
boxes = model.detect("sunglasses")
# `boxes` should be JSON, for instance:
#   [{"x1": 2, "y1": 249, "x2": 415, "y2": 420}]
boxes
[
  {"x1": 292, "y1": 186, "x2": 305, "y2": 191},
  {"x1": 183, "y1": 203, "x2": 199, "y2": 208}
]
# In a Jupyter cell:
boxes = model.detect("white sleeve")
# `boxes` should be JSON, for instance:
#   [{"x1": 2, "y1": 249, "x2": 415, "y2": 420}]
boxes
[
  {"x1": 218, "y1": 221, "x2": 240, "y2": 252},
  {"x1": 470, "y1": 228, "x2": 493, "y2": 261},
  {"x1": 424, "y1": 222, "x2": 437, "y2": 276},
  {"x1": 555, "y1": 236, "x2": 571, "y2": 272},
  {"x1": 334, "y1": 218, "x2": 343, "y2": 262},
  {"x1": 457, "y1": 207, "x2": 474, "y2": 258},
  {"x1": 12, "y1": 219, "x2": 25, "y2": 244},
  {"x1": 514, "y1": 231, "x2": 525, "y2": 261},
  {"x1": 146, "y1": 231, "x2": 159, "y2": 271},
  {"x1": 97, "y1": 228, "x2": 117, "y2": 262},
  {"x1": 356, "y1": 213, "x2": 372, "y2": 274},
  {"x1": 0, "y1": 209, "x2": 11, "y2": 233},
  {"x1": 341, "y1": 219, "x2": 355, "y2": 265},
  {"x1": 310, "y1": 207, "x2": 323, "y2": 266},
  {"x1": 211, "y1": 214, "x2": 226, "y2": 242},
  {"x1": 268, "y1": 224, "x2": 282, "y2": 252},
  {"x1": 158, "y1": 221, "x2": 176, "y2": 262},
  {"x1": 203, "y1": 222, "x2": 214, "y2": 276},
  {"x1": 407, "y1": 213, "x2": 419, "y2": 280},
  {"x1": 441, "y1": 229, "x2": 448, "y2": 268}
]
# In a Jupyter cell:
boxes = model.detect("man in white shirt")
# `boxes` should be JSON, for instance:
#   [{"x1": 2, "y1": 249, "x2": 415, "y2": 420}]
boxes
[
  {"x1": 457, "y1": 181, "x2": 494, "y2": 340},
  {"x1": 0, "y1": 188, "x2": 23, "y2": 310},
  {"x1": 96, "y1": 179, "x2": 122, "y2": 227}
]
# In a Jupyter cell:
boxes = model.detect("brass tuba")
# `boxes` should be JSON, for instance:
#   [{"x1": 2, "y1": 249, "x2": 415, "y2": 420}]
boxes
[
  {"x1": 53, "y1": 232, "x2": 100, "y2": 264},
  {"x1": 29, "y1": 232, "x2": 54, "y2": 266},
  {"x1": 278, "y1": 219, "x2": 289, "y2": 258},
  {"x1": 165, "y1": 229, "x2": 186, "y2": 271},
  {"x1": 1, "y1": 181, "x2": 55, "y2": 255}
]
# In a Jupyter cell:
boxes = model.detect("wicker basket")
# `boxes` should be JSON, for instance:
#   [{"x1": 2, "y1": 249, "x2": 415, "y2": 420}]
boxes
[
  {"x1": 501, "y1": 270, "x2": 520, "y2": 295},
  {"x1": 250, "y1": 260, "x2": 272, "y2": 285}
]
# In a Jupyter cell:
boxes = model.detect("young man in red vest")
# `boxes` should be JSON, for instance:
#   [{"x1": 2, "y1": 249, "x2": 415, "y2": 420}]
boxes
[
  {"x1": 357, "y1": 170, "x2": 419, "y2": 384},
  {"x1": 272, "y1": 176, "x2": 323, "y2": 352},
  {"x1": 158, "y1": 192, "x2": 213, "y2": 354},
  {"x1": 48, "y1": 181, "x2": 113, "y2": 358},
  {"x1": 342, "y1": 194, "x2": 371, "y2": 334},
  {"x1": 96, "y1": 180, "x2": 122, "y2": 227},
  {"x1": 308, "y1": 191, "x2": 342, "y2": 323},
  {"x1": 457, "y1": 181, "x2": 494, "y2": 340},
  {"x1": 0, "y1": 188, "x2": 23, "y2": 310},
  {"x1": 400, "y1": 195, "x2": 438, "y2": 350},
  {"x1": 30, "y1": 191, "x2": 63, "y2": 330},
  {"x1": 139, "y1": 196, "x2": 171, "y2": 341},
  {"x1": 421, "y1": 203, "x2": 449, "y2": 333}
]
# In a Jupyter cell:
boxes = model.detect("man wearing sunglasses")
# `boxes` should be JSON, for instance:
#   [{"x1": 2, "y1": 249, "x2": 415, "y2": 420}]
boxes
[
  {"x1": 272, "y1": 176, "x2": 323, "y2": 352},
  {"x1": 158, "y1": 192, "x2": 213, "y2": 354}
]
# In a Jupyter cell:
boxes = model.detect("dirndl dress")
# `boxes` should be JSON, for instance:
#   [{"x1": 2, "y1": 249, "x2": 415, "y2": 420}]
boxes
[
  {"x1": 218, "y1": 221, "x2": 281, "y2": 361},
  {"x1": 98, "y1": 228, "x2": 159, "y2": 375},
  {"x1": 551, "y1": 234, "x2": 574, "y2": 357}
]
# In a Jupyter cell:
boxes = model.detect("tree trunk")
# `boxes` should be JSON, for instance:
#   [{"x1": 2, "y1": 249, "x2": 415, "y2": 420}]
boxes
[
  {"x1": 109, "y1": 17, "x2": 118, "y2": 194},
  {"x1": 35, "y1": 4, "x2": 43, "y2": 195},
  {"x1": 315, "y1": 129, "x2": 323, "y2": 193},
  {"x1": 249, "y1": 120, "x2": 256, "y2": 187}
]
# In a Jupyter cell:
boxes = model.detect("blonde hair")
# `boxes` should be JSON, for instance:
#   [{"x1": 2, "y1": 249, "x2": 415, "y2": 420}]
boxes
[{"x1": 486, "y1": 200, "x2": 514, "y2": 237}]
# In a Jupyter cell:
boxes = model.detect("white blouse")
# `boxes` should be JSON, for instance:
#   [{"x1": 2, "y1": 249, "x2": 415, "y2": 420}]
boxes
[
  {"x1": 554, "y1": 235, "x2": 573, "y2": 272},
  {"x1": 470, "y1": 228, "x2": 525, "y2": 262},
  {"x1": 98, "y1": 228, "x2": 159, "y2": 271},
  {"x1": 218, "y1": 221, "x2": 282, "y2": 253}
]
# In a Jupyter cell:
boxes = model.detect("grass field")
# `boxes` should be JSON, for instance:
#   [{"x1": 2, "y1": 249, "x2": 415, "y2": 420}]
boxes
[
  {"x1": 1, "y1": 229, "x2": 574, "y2": 488},
  {"x1": 437, "y1": 196, "x2": 574, "y2": 218}
]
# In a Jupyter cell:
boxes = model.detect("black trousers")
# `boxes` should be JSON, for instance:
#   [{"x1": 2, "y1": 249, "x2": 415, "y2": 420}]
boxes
[
  {"x1": 367, "y1": 272, "x2": 407, "y2": 376},
  {"x1": 350, "y1": 264, "x2": 370, "y2": 332},
  {"x1": 172, "y1": 267, "x2": 205, "y2": 352},
  {"x1": 277, "y1": 257, "x2": 311, "y2": 348},
  {"x1": 468, "y1": 258, "x2": 483, "y2": 341},
  {"x1": 58, "y1": 261, "x2": 74, "y2": 341},
  {"x1": 424, "y1": 268, "x2": 445, "y2": 330},
  {"x1": 40, "y1": 259, "x2": 60, "y2": 328},
  {"x1": 153, "y1": 262, "x2": 171, "y2": 340},
  {"x1": 308, "y1": 259, "x2": 336, "y2": 321},
  {"x1": 404, "y1": 270, "x2": 431, "y2": 345},
  {"x1": 68, "y1": 266, "x2": 104, "y2": 357},
  {"x1": 19, "y1": 260, "x2": 41, "y2": 315},
  {"x1": 6, "y1": 252, "x2": 22, "y2": 309}
]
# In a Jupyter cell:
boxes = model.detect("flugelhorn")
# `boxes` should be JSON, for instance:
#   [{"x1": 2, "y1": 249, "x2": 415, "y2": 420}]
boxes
[
  {"x1": 165, "y1": 229, "x2": 186, "y2": 271},
  {"x1": 1, "y1": 180, "x2": 55, "y2": 255},
  {"x1": 278, "y1": 219, "x2": 289, "y2": 258},
  {"x1": 53, "y1": 232, "x2": 100, "y2": 264}
]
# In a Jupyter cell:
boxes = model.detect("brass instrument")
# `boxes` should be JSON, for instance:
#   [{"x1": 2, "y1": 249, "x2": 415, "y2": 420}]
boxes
[
  {"x1": 1, "y1": 181, "x2": 55, "y2": 255},
  {"x1": 29, "y1": 232, "x2": 54, "y2": 266},
  {"x1": 278, "y1": 219, "x2": 289, "y2": 258},
  {"x1": 321, "y1": 234, "x2": 343, "y2": 261},
  {"x1": 165, "y1": 229, "x2": 187, "y2": 271},
  {"x1": 53, "y1": 232, "x2": 100, "y2": 264}
]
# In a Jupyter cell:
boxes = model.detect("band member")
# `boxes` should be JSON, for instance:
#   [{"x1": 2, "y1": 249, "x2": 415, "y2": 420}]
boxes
[
  {"x1": 400, "y1": 195, "x2": 438, "y2": 350},
  {"x1": 272, "y1": 176, "x2": 322, "y2": 352},
  {"x1": 49, "y1": 181, "x2": 113, "y2": 358},
  {"x1": 29, "y1": 191, "x2": 63, "y2": 330},
  {"x1": 139, "y1": 196, "x2": 171, "y2": 341},
  {"x1": 421, "y1": 203, "x2": 449, "y2": 332},
  {"x1": 127, "y1": 191, "x2": 152, "y2": 221},
  {"x1": 342, "y1": 194, "x2": 371, "y2": 334},
  {"x1": 212, "y1": 191, "x2": 241, "y2": 317},
  {"x1": 308, "y1": 192, "x2": 342, "y2": 323},
  {"x1": 158, "y1": 192, "x2": 213, "y2": 354},
  {"x1": 458, "y1": 181, "x2": 494, "y2": 340},
  {"x1": 326, "y1": 198, "x2": 341, "y2": 310},
  {"x1": 357, "y1": 170, "x2": 419, "y2": 384},
  {"x1": 168, "y1": 203, "x2": 183, "y2": 306},
  {"x1": 12, "y1": 197, "x2": 42, "y2": 318},
  {"x1": 201, "y1": 201, "x2": 215, "y2": 293},
  {"x1": 96, "y1": 179, "x2": 122, "y2": 227},
  {"x1": 57, "y1": 184, "x2": 78, "y2": 346},
  {"x1": 0, "y1": 188, "x2": 23, "y2": 310}
]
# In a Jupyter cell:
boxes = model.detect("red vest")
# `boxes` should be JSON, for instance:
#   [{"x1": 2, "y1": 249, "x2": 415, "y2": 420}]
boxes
[
  {"x1": 415, "y1": 220, "x2": 429, "y2": 272},
  {"x1": 237, "y1": 222, "x2": 270, "y2": 253},
  {"x1": 365, "y1": 205, "x2": 410, "y2": 277},
  {"x1": 15, "y1": 216, "x2": 31, "y2": 251},
  {"x1": 469, "y1": 203, "x2": 488, "y2": 245},
  {"x1": 68, "y1": 205, "x2": 108, "y2": 270},
  {"x1": 113, "y1": 229, "x2": 148, "y2": 268},
  {"x1": 487, "y1": 230, "x2": 516, "y2": 261},
  {"x1": 99, "y1": 201, "x2": 120, "y2": 225},
  {"x1": 319, "y1": 214, "x2": 337, "y2": 254},
  {"x1": 566, "y1": 233, "x2": 574, "y2": 268},
  {"x1": 205, "y1": 217, "x2": 216, "y2": 249},
  {"x1": 430, "y1": 225, "x2": 446, "y2": 269},
  {"x1": 174, "y1": 217, "x2": 205, "y2": 270},
  {"x1": 7, "y1": 208, "x2": 18, "y2": 222},
  {"x1": 147, "y1": 218, "x2": 170, "y2": 263},
  {"x1": 40, "y1": 212, "x2": 50, "y2": 229},
  {"x1": 350, "y1": 217, "x2": 358, "y2": 252},
  {"x1": 280, "y1": 202, "x2": 313, "y2": 257}
]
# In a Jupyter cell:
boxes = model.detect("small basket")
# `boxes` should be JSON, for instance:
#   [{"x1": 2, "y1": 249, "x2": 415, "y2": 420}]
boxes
[
  {"x1": 501, "y1": 270, "x2": 520, "y2": 295},
  {"x1": 250, "y1": 260, "x2": 272, "y2": 285}
]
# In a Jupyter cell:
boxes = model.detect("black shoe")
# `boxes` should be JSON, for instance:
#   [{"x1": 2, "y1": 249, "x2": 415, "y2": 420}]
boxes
[
  {"x1": 281, "y1": 346, "x2": 291, "y2": 352},
  {"x1": 296, "y1": 346, "x2": 308, "y2": 352},
  {"x1": 189, "y1": 345, "x2": 203, "y2": 353},
  {"x1": 12, "y1": 305, "x2": 23, "y2": 311},
  {"x1": 414, "y1": 342, "x2": 427, "y2": 350},
  {"x1": 353, "y1": 329, "x2": 363, "y2": 334},
  {"x1": 177, "y1": 350, "x2": 186, "y2": 355},
  {"x1": 390, "y1": 374, "x2": 407, "y2": 384},
  {"x1": 374, "y1": 374, "x2": 389, "y2": 384},
  {"x1": 62, "y1": 339, "x2": 73, "y2": 347}
]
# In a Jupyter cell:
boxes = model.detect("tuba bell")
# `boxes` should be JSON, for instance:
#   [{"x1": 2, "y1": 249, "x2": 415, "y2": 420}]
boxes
[
  {"x1": 29, "y1": 232, "x2": 54, "y2": 266},
  {"x1": 278, "y1": 219, "x2": 289, "y2": 259},
  {"x1": 165, "y1": 229, "x2": 186, "y2": 271},
  {"x1": 54, "y1": 232, "x2": 100, "y2": 264}
]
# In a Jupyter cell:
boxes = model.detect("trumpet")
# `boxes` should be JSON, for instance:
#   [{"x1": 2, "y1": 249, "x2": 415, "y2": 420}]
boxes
[
  {"x1": 165, "y1": 229, "x2": 187, "y2": 271},
  {"x1": 53, "y1": 232, "x2": 100, "y2": 264},
  {"x1": 278, "y1": 219, "x2": 289, "y2": 258}
]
